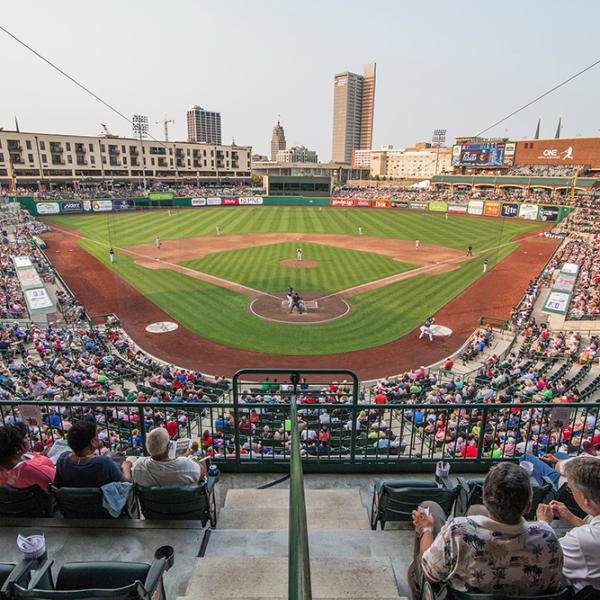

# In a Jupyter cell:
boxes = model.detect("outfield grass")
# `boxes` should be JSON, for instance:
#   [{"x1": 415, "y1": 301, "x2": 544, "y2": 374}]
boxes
[
  {"x1": 48, "y1": 206, "x2": 541, "y2": 251},
  {"x1": 54, "y1": 207, "x2": 542, "y2": 355},
  {"x1": 180, "y1": 242, "x2": 418, "y2": 293}
]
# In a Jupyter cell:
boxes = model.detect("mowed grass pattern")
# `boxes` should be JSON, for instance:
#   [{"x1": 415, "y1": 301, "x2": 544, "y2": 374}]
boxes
[
  {"x1": 180, "y1": 242, "x2": 418, "y2": 293},
  {"x1": 47, "y1": 206, "x2": 541, "y2": 251},
  {"x1": 77, "y1": 236, "x2": 517, "y2": 355},
  {"x1": 57, "y1": 206, "x2": 540, "y2": 355}
]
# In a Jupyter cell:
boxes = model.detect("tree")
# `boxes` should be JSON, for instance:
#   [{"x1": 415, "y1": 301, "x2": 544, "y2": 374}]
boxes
[{"x1": 251, "y1": 174, "x2": 263, "y2": 186}]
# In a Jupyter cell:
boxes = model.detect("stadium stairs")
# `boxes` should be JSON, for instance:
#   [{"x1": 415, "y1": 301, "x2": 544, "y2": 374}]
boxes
[{"x1": 178, "y1": 487, "x2": 409, "y2": 600}]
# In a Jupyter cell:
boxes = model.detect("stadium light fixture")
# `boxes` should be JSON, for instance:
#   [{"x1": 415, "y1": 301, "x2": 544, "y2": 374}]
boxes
[{"x1": 132, "y1": 115, "x2": 149, "y2": 191}]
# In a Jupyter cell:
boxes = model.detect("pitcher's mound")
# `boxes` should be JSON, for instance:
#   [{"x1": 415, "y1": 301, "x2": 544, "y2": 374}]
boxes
[
  {"x1": 249, "y1": 291, "x2": 350, "y2": 324},
  {"x1": 279, "y1": 259, "x2": 319, "y2": 268}
]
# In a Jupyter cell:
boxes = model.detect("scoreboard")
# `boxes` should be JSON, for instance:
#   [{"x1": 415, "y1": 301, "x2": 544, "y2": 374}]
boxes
[{"x1": 451, "y1": 142, "x2": 508, "y2": 167}]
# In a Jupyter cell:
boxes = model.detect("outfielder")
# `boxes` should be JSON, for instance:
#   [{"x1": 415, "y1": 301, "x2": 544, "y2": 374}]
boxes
[
  {"x1": 216, "y1": 226, "x2": 221, "y2": 236},
  {"x1": 358, "y1": 226, "x2": 363, "y2": 235}
]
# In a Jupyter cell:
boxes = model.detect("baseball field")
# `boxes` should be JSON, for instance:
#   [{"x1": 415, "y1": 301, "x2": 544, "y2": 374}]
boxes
[{"x1": 43, "y1": 206, "x2": 551, "y2": 369}]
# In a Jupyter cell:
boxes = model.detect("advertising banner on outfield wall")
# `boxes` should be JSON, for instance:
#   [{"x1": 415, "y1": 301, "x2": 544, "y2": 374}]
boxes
[
  {"x1": 148, "y1": 192, "x2": 174, "y2": 201},
  {"x1": 92, "y1": 200, "x2": 113, "y2": 212},
  {"x1": 83, "y1": 200, "x2": 92, "y2": 212},
  {"x1": 354, "y1": 199, "x2": 371, "y2": 207},
  {"x1": 539, "y1": 205, "x2": 559, "y2": 221},
  {"x1": 410, "y1": 201, "x2": 428, "y2": 210},
  {"x1": 191, "y1": 198, "x2": 207, "y2": 206},
  {"x1": 36, "y1": 202, "x2": 60, "y2": 215},
  {"x1": 501, "y1": 203, "x2": 519, "y2": 218},
  {"x1": 222, "y1": 198, "x2": 239, "y2": 205},
  {"x1": 483, "y1": 201, "x2": 500, "y2": 217},
  {"x1": 112, "y1": 199, "x2": 135, "y2": 211},
  {"x1": 519, "y1": 203, "x2": 539, "y2": 220},
  {"x1": 238, "y1": 197, "x2": 263, "y2": 205},
  {"x1": 467, "y1": 200, "x2": 484, "y2": 215},
  {"x1": 331, "y1": 198, "x2": 354, "y2": 207},
  {"x1": 390, "y1": 200, "x2": 410, "y2": 208},
  {"x1": 448, "y1": 203, "x2": 467, "y2": 213},
  {"x1": 428, "y1": 201, "x2": 448, "y2": 212},
  {"x1": 207, "y1": 197, "x2": 222, "y2": 206},
  {"x1": 60, "y1": 201, "x2": 82, "y2": 213},
  {"x1": 372, "y1": 200, "x2": 389, "y2": 208}
]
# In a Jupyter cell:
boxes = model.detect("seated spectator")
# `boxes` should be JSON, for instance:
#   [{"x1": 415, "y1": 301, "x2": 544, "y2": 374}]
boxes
[
  {"x1": 0, "y1": 423, "x2": 55, "y2": 493},
  {"x1": 410, "y1": 462, "x2": 562, "y2": 597},
  {"x1": 54, "y1": 420, "x2": 131, "y2": 488},
  {"x1": 537, "y1": 457, "x2": 600, "y2": 593},
  {"x1": 132, "y1": 427, "x2": 205, "y2": 487}
]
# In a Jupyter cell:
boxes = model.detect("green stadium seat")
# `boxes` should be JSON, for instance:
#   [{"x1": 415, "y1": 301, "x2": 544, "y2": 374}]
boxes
[
  {"x1": 6, "y1": 546, "x2": 174, "y2": 600},
  {"x1": 422, "y1": 581, "x2": 573, "y2": 600},
  {"x1": 455, "y1": 477, "x2": 552, "y2": 519},
  {"x1": 51, "y1": 485, "x2": 136, "y2": 519},
  {"x1": 136, "y1": 480, "x2": 217, "y2": 525},
  {"x1": 370, "y1": 479, "x2": 459, "y2": 530},
  {"x1": 0, "y1": 486, "x2": 53, "y2": 518}
]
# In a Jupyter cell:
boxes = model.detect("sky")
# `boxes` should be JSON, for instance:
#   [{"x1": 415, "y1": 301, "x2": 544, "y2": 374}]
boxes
[{"x1": 1, "y1": 0, "x2": 600, "y2": 161}]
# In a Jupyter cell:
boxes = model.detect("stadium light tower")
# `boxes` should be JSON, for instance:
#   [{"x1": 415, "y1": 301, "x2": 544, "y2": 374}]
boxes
[
  {"x1": 432, "y1": 129, "x2": 447, "y2": 176},
  {"x1": 132, "y1": 115, "x2": 149, "y2": 190}
]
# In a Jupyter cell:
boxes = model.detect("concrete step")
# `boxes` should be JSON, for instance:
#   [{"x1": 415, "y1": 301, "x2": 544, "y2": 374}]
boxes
[
  {"x1": 179, "y1": 556, "x2": 404, "y2": 599},
  {"x1": 217, "y1": 506, "x2": 370, "y2": 530},
  {"x1": 206, "y1": 528, "x2": 411, "y2": 559},
  {"x1": 223, "y1": 488, "x2": 363, "y2": 511}
]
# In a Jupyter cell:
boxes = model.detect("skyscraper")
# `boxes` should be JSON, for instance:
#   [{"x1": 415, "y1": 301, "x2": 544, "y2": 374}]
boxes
[
  {"x1": 331, "y1": 63, "x2": 376, "y2": 163},
  {"x1": 187, "y1": 105, "x2": 222, "y2": 145},
  {"x1": 270, "y1": 120, "x2": 286, "y2": 160}
]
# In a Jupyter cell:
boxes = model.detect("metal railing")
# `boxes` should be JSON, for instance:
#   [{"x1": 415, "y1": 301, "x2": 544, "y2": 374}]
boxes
[{"x1": 1, "y1": 392, "x2": 598, "y2": 473}]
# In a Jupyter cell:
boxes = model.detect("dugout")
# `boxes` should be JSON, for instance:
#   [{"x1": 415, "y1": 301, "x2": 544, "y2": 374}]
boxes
[{"x1": 263, "y1": 175, "x2": 331, "y2": 197}]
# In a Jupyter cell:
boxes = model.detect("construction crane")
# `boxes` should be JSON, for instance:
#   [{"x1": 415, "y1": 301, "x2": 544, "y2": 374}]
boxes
[
  {"x1": 155, "y1": 116, "x2": 175, "y2": 141},
  {"x1": 99, "y1": 123, "x2": 116, "y2": 137}
]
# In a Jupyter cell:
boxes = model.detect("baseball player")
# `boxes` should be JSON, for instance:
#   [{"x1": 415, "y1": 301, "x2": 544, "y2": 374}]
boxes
[
  {"x1": 358, "y1": 226, "x2": 363, "y2": 235},
  {"x1": 467, "y1": 245, "x2": 473, "y2": 257},
  {"x1": 445, "y1": 212, "x2": 449, "y2": 221},
  {"x1": 483, "y1": 257, "x2": 489, "y2": 273},
  {"x1": 415, "y1": 239, "x2": 420, "y2": 250},
  {"x1": 419, "y1": 316, "x2": 436, "y2": 341},
  {"x1": 286, "y1": 287, "x2": 294, "y2": 310},
  {"x1": 296, "y1": 247, "x2": 303, "y2": 261},
  {"x1": 155, "y1": 237, "x2": 161, "y2": 249},
  {"x1": 216, "y1": 225, "x2": 221, "y2": 236},
  {"x1": 108, "y1": 247, "x2": 115, "y2": 263}
]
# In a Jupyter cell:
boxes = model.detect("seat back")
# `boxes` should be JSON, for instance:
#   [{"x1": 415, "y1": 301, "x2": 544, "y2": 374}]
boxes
[
  {"x1": 0, "y1": 486, "x2": 52, "y2": 517},
  {"x1": 57, "y1": 562, "x2": 150, "y2": 591},
  {"x1": 0, "y1": 563, "x2": 16, "y2": 587},
  {"x1": 380, "y1": 482, "x2": 457, "y2": 522},
  {"x1": 136, "y1": 483, "x2": 210, "y2": 522},
  {"x1": 51, "y1": 486, "x2": 114, "y2": 519},
  {"x1": 448, "y1": 587, "x2": 573, "y2": 600}
]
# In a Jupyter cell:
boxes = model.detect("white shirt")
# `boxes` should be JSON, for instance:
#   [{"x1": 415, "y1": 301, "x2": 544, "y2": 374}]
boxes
[
  {"x1": 560, "y1": 514, "x2": 600, "y2": 592},
  {"x1": 132, "y1": 457, "x2": 200, "y2": 488}
]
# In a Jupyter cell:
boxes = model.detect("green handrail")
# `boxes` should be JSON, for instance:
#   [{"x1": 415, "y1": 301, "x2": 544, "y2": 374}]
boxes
[{"x1": 289, "y1": 374, "x2": 312, "y2": 600}]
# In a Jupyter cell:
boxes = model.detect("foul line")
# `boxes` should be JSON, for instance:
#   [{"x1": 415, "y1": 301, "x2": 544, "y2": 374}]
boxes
[
  {"x1": 48, "y1": 224, "x2": 546, "y2": 304},
  {"x1": 316, "y1": 231, "x2": 544, "y2": 301},
  {"x1": 48, "y1": 225, "x2": 280, "y2": 300}
]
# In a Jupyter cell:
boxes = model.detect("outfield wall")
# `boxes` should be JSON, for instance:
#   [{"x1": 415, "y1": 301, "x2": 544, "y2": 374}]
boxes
[{"x1": 13, "y1": 195, "x2": 573, "y2": 223}]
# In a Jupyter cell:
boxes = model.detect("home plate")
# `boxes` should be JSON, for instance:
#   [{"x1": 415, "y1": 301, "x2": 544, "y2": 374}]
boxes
[
  {"x1": 145, "y1": 321, "x2": 178, "y2": 333},
  {"x1": 431, "y1": 325, "x2": 453, "y2": 337}
]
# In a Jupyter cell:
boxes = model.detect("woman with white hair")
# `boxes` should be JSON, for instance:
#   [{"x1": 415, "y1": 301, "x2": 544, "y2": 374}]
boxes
[{"x1": 132, "y1": 427, "x2": 206, "y2": 488}]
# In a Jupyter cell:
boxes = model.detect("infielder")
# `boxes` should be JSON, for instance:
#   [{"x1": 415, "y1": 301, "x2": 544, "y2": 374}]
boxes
[
  {"x1": 155, "y1": 237, "x2": 161, "y2": 249},
  {"x1": 419, "y1": 316, "x2": 436, "y2": 341},
  {"x1": 358, "y1": 226, "x2": 363, "y2": 235},
  {"x1": 216, "y1": 226, "x2": 221, "y2": 236},
  {"x1": 483, "y1": 257, "x2": 489, "y2": 273},
  {"x1": 296, "y1": 247, "x2": 303, "y2": 261},
  {"x1": 415, "y1": 239, "x2": 420, "y2": 250},
  {"x1": 109, "y1": 247, "x2": 115, "y2": 263}
]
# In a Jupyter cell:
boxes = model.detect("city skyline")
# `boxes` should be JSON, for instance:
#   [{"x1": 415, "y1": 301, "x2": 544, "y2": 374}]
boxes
[{"x1": 1, "y1": 0, "x2": 600, "y2": 161}]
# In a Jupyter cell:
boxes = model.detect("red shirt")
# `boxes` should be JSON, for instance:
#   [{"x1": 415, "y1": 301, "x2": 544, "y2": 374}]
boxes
[
  {"x1": 374, "y1": 393, "x2": 388, "y2": 405},
  {"x1": 460, "y1": 445, "x2": 478, "y2": 458},
  {"x1": 166, "y1": 421, "x2": 178, "y2": 439},
  {"x1": 0, "y1": 454, "x2": 55, "y2": 493}
]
